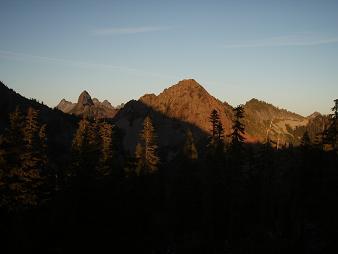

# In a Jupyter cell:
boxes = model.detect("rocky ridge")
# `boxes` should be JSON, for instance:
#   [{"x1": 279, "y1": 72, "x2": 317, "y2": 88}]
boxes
[{"x1": 57, "y1": 91, "x2": 117, "y2": 119}]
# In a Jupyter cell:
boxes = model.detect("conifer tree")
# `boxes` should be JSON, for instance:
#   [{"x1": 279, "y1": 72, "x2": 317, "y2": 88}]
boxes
[
  {"x1": 0, "y1": 107, "x2": 46, "y2": 210},
  {"x1": 135, "y1": 116, "x2": 159, "y2": 175},
  {"x1": 71, "y1": 118, "x2": 92, "y2": 177},
  {"x1": 300, "y1": 131, "x2": 311, "y2": 148},
  {"x1": 87, "y1": 120, "x2": 100, "y2": 168},
  {"x1": 0, "y1": 107, "x2": 24, "y2": 166},
  {"x1": 207, "y1": 109, "x2": 225, "y2": 164},
  {"x1": 0, "y1": 108, "x2": 25, "y2": 193},
  {"x1": 39, "y1": 124, "x2": 48, "y2": 171},
  {"x1": 230, "y1": 105, "x2": 245, "y2": 152},
  {"x1": 183, "y1": 129, "x2": 198, "y2": 160},
  {"x1": 209, "y1": 109, "x2": 224, "y2": 145},
  {"x1": 97, "y1": 122, "x2": 114, "y2": 176},
  {"x1": 216, "y1": 121, "x2": 224, "y2": 141},
  {"x1": 325, "y1": 99, "x2": 338, "y2": 152},
  {"x1": 72, "y1": 119, "x2": 89, "y2": 154},
  {"x1": 20, "y1": 107, "x2": 44, "y2": 207}
]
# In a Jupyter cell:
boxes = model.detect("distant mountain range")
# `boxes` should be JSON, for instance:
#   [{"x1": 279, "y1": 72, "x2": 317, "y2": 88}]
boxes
[
  {"x1": 56, "y1": 79, "x2": 320, "y2": 149},
  {"x1": 1, "y1": 79, "x2": 327, "y2": 156}
]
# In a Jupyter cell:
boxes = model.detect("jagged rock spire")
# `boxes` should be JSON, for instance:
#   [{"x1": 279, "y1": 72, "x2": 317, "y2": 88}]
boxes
[{"x1": 78, "y1": 90, "x2": 94, "y2": 106}]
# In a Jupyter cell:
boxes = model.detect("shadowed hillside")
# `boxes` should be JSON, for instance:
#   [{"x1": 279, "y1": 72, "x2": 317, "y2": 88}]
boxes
[{"x1": 0, "y1": 81, "x2": 78, "y2": 165}]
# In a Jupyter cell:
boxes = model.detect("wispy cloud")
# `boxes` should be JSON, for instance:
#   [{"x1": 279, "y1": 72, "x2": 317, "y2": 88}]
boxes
[
  {"x1": 0, "y1": 49, "x2": 169, "y2": 78},
  {"x1": 92, "y1": 26, "x2": 170, "y2": 35},
  {"x1": 224, "y1": 33, "x2": 338, "y2": 48}
]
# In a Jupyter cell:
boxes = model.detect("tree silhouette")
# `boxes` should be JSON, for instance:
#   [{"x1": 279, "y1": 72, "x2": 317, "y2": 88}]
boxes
[
  {"x1": 135, "y1": 115, "x2": 159, "y2": 175},
  {"x1": 97, "y1": 122, "x2": 114, "y2": 176},
  {"x1": 0, "y1": 107, "x2": 25, "y2": 209},
  {"x1": 230, "y1": 105, "x2": 245, "y2": 152},
  {"x1": 209, "y1": 109, "x2": 224, "y2": 145},
  {"x1": 183, "y1": 129, "x2": 198, "y2": 160},
  {"x1": 300, "y1": 131, "x2": 311, "y2": 148},
  {"x1": 324, "y1": 99, "x2": 338, "y2": 152},
  {"x1": 0, "y1": 107, "x2": 46, "y2": 210},
  {"x1": 39, "y1": 124, "x2": 48, "y2": 169},
  {"x1": 71, "y1": 118, "x2": 100, "y2": 177},
  {"x1": 20, "y1": 107, "x2": 45, "y2": 207}
]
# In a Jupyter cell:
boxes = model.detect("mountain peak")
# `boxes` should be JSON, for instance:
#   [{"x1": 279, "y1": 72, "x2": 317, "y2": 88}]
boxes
[
  {"x1": 102, "y1": 100, "x2": 114, "y2": 109},
  {"x1": 307, "y1": 111, "x2": 322, "y2": 119},
  {"x1": 176, "y1": 79, "x2": 200, "y2": 87},
  {"x1": 57, "y1": 90, "x2": 117, "y2": 119},
  {"x1": 247, "y1": 98, "x2": 260, "y2": 103},
  {"x1": 159, "y1": 79, "x2": 209, "y2": 99},
  {"x1": 171, "y1": 79, "x2": 206, "y2": 92},
  {"x1": 57, "y1": 99, "x2": 75, "y2": 112},
  {"x1": 92, "y1": 98, "x2": 100, "y2": 104},
  {"x1": 78, "y1": 90, "x2": 94, "y2": 106}
]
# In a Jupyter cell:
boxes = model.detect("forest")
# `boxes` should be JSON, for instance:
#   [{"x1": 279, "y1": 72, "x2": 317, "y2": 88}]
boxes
[{"x1": 0, "y1": 100, "x2": 338, "y2": 254}]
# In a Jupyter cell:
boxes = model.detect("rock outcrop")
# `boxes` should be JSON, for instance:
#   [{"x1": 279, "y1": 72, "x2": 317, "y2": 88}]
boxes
[{"x1": 56, "y1": 91, "x2": 117, "y2": 119}]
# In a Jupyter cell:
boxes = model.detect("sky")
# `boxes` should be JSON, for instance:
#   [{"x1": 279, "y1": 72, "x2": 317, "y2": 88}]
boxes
[{"x1": 0, "y1": 0, "x2": 338, "y2": 116}]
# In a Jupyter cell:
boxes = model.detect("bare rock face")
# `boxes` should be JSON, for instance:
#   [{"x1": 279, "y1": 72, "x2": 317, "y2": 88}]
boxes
[
  {"x1": 77, "y1": 90, "x2": 94, "y2": 107},
  {"x1": 307, "y1": 111, "x2": 322, "y2": 119},
  {"x1": 243, "y1": 98, "x2": 308, "y2": 144},
  {"x1": 102, "y1": 100, "x2": 114, "y2": 109},
  {"x1": 92, "y1": 98, "x2": 100, "y2": 105},
  {"x1": 56, "y1": 91, "x2": 117, "y2": 119},
  {"x1": 56, "y1": 99, "x2": 76, "y2": 113}
]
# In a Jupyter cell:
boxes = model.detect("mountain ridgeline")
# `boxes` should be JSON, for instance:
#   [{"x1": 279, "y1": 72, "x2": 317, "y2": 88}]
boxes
[
  {"x1": 57, "y1": 90, "x2": 117, "y2": 119},
  {"x1": 57, "y1": 79, "x2": 321, "y2": 149}
]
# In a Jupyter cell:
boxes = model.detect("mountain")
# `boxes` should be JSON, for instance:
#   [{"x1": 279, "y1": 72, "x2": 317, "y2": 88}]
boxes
[
  {"x1": 113, "y1": 79, "x2": 237, "y2": 153},
  {"x1": 56, "y1": 91, "x2": 117, "y2": 119},
  {"x1": 53, "y1": 79, "x2": 320, "y2": 151},
  {"x1": 243, "y1": 98, "x2": 308, "y2": 145},
  {"x1": 114, "y1": 79, "x2": 314, "y2": 151},
  {"x1": 307, "y1": 111, "x2": 322, "y2": 119},
  {"x1": 140, "y1": 79, "x2": 234, "y2": 134},
  {"x1": 57, "y1": 99, "x2": 76, "y2": 113}
]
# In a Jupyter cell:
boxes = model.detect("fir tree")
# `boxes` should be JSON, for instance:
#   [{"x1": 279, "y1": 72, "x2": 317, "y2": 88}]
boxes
[
  {"x1": 20, "y1": 107, "x2": 44, "y2": 207},
  {"x1": 183, "y1": 129, "x2": 198, "y2": 160},
  {"x1": 300, "y1": 131, "x2": 311, "y2": 148},
  {"x1": 230, "y1": 105, "x2": 245, "y2": 152},
  {"x1": 327, "y1": 99, "x2": 338, "y2": 151},
  {"x1": 0, "y1": 107, "x2": 25, "y2": 166},
  {"x1": 72, "y1": 119, "x2": 90, "y2": 154},
  {"x1": 216, "y1": 121, "x2": 224, "y2": 141},
  {"x1": 97, "y1": 122, "x2": 114, "y2": 176},
  {"x1": 0, "y1": 107, "x2": 46, "y2": 210},
  {"x1": 38, "y1": 124, "x2": 48, "y2": 171},
  {"x1": 71, "y1": 118, "x2": 92, "y2": 177},
  {"x1": 135, "y1": 115, "x2": 159, "y2": 175},
  {"x1": 0, "y1": 107, "x2": 24, "y2": 210},
  {"x1": 87, "y1": 119, "x2": 100, "y2": 169},
  {"x1": 209, "y1": 109, "x2": 224, "y2": 145}
]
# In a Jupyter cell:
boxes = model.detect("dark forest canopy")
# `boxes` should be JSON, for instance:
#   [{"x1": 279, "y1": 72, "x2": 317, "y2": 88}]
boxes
[{"x1": 0, "y1": 81, "x2": 337, "y2": 254}]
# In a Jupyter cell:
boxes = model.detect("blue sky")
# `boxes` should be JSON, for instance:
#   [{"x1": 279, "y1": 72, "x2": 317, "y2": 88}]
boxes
[{"x1": 0, "y1": 0, "x2": 338, "y2": 115}]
